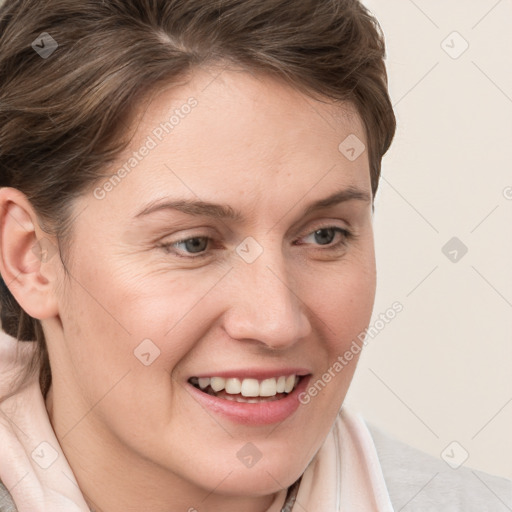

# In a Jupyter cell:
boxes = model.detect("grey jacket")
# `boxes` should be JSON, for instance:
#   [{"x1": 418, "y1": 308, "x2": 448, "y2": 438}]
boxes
[
  {"x1": 367, "y1": 421, "x2": 512, "y2": 511},
  {"x1": 1, "y1": 422, "x2": 511, "y2": 511}
]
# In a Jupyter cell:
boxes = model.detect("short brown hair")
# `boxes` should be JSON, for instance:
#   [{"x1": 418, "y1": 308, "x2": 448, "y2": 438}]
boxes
[{"x1": 0, "y1": 0, "x2": 396, "y2": 399}]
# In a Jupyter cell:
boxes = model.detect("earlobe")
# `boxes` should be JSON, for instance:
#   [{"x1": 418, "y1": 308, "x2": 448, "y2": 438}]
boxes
[{"x1": 0, "y1": 187, "x2": 59, "y2": 321}]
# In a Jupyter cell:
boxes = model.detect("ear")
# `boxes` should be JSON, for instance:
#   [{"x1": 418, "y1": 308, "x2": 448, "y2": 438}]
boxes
[{"x1": 0, "y1": 187, "x2": 60, "y2": 320}]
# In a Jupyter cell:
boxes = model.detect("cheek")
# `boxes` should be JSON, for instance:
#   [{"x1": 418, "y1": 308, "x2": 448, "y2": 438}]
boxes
[
  {"x1": 307, "y1": 255, "x2": 376, "y2": 345},
  {"x1": 56, "y1": 270, "x2": 199, "y2": 438},
  {"x1": 296, "y1": 267, "x2": 374, "y2": 439},
  {"x1": 64, "y1": 253, "x2": 216, "y2": 346},
  {"x1": 300, "y1": 250, "x2": 376, "y2": 406}
]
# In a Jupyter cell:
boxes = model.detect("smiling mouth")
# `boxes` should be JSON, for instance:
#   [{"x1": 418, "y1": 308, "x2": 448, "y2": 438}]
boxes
[{"x1": 188, "y1": 375, "x2": 303, "y2": 403}]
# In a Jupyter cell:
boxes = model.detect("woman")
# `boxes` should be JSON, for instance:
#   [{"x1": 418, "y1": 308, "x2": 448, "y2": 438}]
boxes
[{"x1": 0, "y1": 1, "x2": 510, "y2": 511}]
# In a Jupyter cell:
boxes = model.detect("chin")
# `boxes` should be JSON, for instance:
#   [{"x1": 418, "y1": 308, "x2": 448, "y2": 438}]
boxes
[
  {"x1": 205, "y1": 467, "x2": 299, "y2": 497},
  {"x1": 181, "y1": 454, "x2": 306, "y2": 497}
]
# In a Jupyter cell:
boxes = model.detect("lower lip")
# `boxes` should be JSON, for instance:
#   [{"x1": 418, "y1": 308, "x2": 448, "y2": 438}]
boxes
[{"x1": 187, "y1": 376, "x2": 311, "y2": 426}]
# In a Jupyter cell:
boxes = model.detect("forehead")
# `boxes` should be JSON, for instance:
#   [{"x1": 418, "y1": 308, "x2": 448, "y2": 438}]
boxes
[
  {"x1": 90, "y1": 66, "x2": 371, "y2": 222},
  {"x1": 127, "y1": 65, "x2": 366, "y2": 156}
]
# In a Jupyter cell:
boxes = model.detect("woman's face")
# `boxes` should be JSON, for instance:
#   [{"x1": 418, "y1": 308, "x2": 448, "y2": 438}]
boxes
[{"x1": 44, "y1": 67, "x2": 376, "y2": 508}]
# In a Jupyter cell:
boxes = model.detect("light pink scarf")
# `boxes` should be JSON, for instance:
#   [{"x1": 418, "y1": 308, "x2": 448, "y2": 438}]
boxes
[{"x1": 0, "y1": 332, "x2": 394, "y2": 511}]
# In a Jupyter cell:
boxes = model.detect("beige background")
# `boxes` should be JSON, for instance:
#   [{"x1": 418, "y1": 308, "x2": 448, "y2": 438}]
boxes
[{"x1": 345, "y1": 0, "x2": 512, "y2": 481}]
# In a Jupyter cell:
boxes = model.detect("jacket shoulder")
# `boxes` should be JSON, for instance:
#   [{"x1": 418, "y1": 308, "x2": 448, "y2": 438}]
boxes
[
  {"x1": 0, "y1": 481, "x2": 17, "y2": 512},
  {"x1": 366, "y1": 421, "x2": 512, "y2": 512}
]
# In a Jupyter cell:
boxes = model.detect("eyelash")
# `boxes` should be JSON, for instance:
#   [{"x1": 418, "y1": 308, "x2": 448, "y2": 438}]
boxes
[{"x1": 158, "y1": 226, "x2": 354, "y2": 260}]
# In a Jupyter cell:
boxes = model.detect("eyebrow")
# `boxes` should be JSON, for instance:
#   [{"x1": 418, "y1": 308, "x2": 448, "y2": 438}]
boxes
[{"x1": 134, "y1": 186, "x2": 372, "y2": 222}]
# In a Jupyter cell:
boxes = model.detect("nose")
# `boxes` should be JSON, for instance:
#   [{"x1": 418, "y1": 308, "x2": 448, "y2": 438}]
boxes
[{"x1": 222, "y1": 246, "x2": 312, "y2": 350}]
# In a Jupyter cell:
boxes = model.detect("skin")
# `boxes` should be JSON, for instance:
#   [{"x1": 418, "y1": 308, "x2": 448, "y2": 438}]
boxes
[{"x1": 0, "y1": 65, "x2": 376, "y2": 512}]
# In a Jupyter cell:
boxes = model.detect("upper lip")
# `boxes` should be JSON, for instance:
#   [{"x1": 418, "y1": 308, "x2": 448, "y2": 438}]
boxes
[{"x1": 189, "y1": 368, "x2": 311, "y2": 380}]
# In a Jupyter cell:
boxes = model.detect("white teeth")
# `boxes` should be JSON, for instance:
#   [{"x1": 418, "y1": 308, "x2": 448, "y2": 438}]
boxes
[
  {"x1": 241, "y1": 378, "x2": 260, "y2": 397},
  {"x1": 223, "y1": 394, "x2": 282, "y2": 403},
  {"x1": 225, "y1": 378, "x2": 242, "y2": 394},
  {"x1": 276, "y1": 376, "x2": 286, "y2": 393},
  {"x1": 191, "y1": 374, "x2": 301, "y2": 397},
  {"x1": 198, "y1": 377, "x2": 210, "y2": 390},
  {"x1": 284, "y1": 375, "x2": 296, "y2": 393},
  {"x1": 259, "y1": 378, "x2": 277, "y2": 397},
  {"x1": 210, "y1": 377, "x2": 225, "y2": 392}
]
